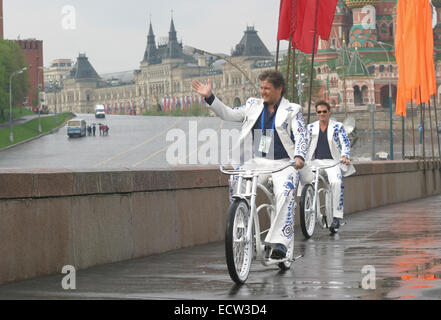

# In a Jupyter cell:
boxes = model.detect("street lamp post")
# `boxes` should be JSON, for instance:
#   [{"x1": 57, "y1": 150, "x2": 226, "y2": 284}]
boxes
[
  {"x1": 9, "y1": 67, "x2": 27, "y2": 142},
  {"x1": 183, "y1": 45, "x2": 259, "y2": 96},
  {"x1": 377, "y1": 41, "x2": 394, "y2": 160},
  {"x1": 37, "y1": 66, "x2": 44, "y2": 133},
  {"x1": 50, "y1": 79, "x2": 62, "y2": 124}
]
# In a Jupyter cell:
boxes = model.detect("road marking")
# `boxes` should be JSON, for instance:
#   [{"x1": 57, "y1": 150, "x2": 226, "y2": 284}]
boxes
[
  {"x1": 182, "y1": 119, "x2": 224, "y2": 163},
  {"x1": 131, "y1": 117, "x2": 205, "y2": 168},
  {"x1": 93, "y1": 117, "x2": 183, "y2": 168}
]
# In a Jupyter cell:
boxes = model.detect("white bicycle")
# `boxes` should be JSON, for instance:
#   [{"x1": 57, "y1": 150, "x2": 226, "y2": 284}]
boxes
[
  {"x1": 220, "y1": 161, "x2": 302, "y2": 285},
  {"x1": 299, "y1": 161, "x2": 344, "y2": 239}
]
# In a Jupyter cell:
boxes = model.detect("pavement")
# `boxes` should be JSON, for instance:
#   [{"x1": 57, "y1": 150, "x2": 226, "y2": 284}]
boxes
[
  {"x1": 0, "y1": 113, "x2": 51, "y2": 129},
  {"x1": 0, "y1": 194, "x2": 440, "y2": 300}
]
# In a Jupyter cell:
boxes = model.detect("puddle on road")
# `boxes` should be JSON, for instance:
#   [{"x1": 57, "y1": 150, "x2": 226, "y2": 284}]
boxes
[{"x1": 379, "y1": 258, "x2": 441, "y2": 299}]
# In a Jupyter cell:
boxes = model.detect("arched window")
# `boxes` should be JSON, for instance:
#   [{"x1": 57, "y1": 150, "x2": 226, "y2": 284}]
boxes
[
  {"x1": 361, "y1": 85, "x2": 369, "y2": 105},
  {"x1": 379, "y1": 65, "x2": 385, "y2": 72},
  {"x1": 353, "y1": 85, "x2": 362, "y2": 105}
]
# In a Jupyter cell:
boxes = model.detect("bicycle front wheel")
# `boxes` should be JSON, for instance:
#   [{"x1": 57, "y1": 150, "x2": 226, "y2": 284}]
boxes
[
  {"x1": 225, "y1": 199, "x2": 253, "y2": 284},
  {"x1": 300, "y1": 184, "x2": 316, "y2": 239}
]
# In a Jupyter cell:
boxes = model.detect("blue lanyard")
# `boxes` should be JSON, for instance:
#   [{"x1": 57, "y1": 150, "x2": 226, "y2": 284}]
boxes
[{"x1": 261, "y1": 108, "x2": 276, "y2": 134}]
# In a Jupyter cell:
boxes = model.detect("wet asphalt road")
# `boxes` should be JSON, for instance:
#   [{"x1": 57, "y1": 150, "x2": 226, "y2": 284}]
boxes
[
  {"x1": 0, "y1": 195, "x2": 440, "y2": 300},
  {"x1": 0, "y1": 114, "x2": 241, "y2": 169}
]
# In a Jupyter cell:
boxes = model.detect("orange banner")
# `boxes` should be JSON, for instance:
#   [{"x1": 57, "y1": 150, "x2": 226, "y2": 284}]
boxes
[{"x1": 395, "y1": 0, "x2": 436, "y2": 117}]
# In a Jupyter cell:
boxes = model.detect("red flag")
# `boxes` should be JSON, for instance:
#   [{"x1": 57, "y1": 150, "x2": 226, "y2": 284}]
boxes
[
  {"x1": 277, "y1": 0, "x2": 338, "y2": 54},
  {"x1": 316, "y1": 0, "x2": 338, "y2": 41},
  {"x1": 294, "y1": 0, "x2": 338, "y2": 53},
  {"x1": 277, "y1": 0, "x2": 296, "y2": 41}
]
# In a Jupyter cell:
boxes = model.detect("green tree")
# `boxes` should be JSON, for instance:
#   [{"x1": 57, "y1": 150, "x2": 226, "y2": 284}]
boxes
[
  {"x1": 279, "y1": 50, "x2": 322, "y2": 106},
  {"x1": 0, "y1": 38, "x2": 30, "y2": 119}
]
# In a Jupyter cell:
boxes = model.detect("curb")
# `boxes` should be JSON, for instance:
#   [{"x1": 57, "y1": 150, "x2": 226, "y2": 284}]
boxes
[{"x1": 0, "y1": 113, "x2": 76, "y2": 153}]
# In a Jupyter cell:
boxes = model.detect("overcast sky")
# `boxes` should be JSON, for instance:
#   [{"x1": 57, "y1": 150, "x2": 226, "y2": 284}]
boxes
[{"x1": 3, "y1": 0, "x2": 289, "y2": 74}]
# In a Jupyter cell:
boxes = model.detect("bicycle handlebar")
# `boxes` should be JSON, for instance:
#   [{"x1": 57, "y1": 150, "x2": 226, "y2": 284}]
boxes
[
  {"x1": 220, "y1": 160, "x2": 297, "y2": 176},
  {"x1": 220, "y1": 159, "x2": 345, "y2": 176},
  {"x1": 310, "y1": 160, "x2": 343, "y2": 171}
]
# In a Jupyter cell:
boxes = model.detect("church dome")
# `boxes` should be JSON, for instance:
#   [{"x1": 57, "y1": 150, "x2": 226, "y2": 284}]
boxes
[{"x1": 344, "y1": 0, "x2": 380, "y2": 9}]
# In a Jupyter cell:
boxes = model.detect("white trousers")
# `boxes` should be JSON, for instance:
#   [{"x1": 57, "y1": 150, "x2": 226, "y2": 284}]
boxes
[
  {"x1": 300, "y1": 159, "x2": 344, "y2": 219},
  {"x1": 229, "y1": 157, "x2": 299, "y2": 248}
]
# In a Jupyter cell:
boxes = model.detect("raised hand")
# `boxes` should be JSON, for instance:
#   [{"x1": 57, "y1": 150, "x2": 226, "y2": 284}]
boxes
[{"x1": 191, "y1": 79, "x2": 212, "y2": 98}]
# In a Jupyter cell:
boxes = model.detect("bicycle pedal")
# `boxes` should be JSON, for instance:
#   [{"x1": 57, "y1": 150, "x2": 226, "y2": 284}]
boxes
[{"x1": 292, "y1": 254, "x2": 303, "y2": 262}]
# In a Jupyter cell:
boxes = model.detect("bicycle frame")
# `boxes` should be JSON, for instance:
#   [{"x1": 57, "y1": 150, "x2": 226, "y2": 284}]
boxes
[
  {"x1": 221, "y1": 161, "x2": 295, "y2": 265},
  {"x1": 309, "y1": 161, "x2": 341, "y2": 228}
]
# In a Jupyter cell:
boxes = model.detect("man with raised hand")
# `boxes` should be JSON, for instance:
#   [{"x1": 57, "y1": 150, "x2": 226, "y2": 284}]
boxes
[{"x1": 192, "y1": 70, "x2": 308, "y2": 259}]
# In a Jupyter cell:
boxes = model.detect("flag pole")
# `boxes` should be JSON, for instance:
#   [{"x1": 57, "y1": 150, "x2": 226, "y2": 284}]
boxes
[
  {"x1": 307, "y1": 0, "x2": 319, "y2": 125},
  {"x1": 402, "y1": 114, "x2": 405, "y2": 159},
  {"x1": 275, "y1": 41, "x2": 280, "y2": 71},
  {"x1": 411, "y1": 99, "x2": 415, "y2": 158},
  {"x1": 420, "y1": 87, "x2": 426, "y2": 162},
  {"x1": 432, "y1": 95, "x2": 441, "y2": 158},
  {"x1": 285, "y1": 35, "x2": 292, "y2": 98},
  {"x1": 428, "y1": 99, "x2": 435, "y2": 159},
  {"x1": 292, "y1": 44, "x2": 296, "y2": 103}
]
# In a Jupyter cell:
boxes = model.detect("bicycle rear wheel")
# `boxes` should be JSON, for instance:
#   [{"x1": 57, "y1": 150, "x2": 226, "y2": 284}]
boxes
[
  {"x1": 225, "y1": 199, "x2": 253, "y2": 284},
  {"x1": 299, "y1": 184, "x2": 316, "y2": 239}
]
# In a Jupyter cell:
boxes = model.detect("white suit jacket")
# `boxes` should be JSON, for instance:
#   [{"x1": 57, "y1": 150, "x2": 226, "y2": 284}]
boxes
[
  {"x1": 305, "y1": 119, "x2": 355, "y2": 177},
  {"x1": 209, "y1": 96, "x2": 308, "y2": 162}
]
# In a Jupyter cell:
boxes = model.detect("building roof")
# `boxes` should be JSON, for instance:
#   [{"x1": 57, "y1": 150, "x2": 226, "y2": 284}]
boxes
[
  {"x1": 232, "y1": 26, "x2": 271, "y2": 57},
  {"x1": 344, "y1": 0, "x2": 380, "y2": 9},
  {"x1": 346, "y1": 48, "x2": 370, "y2": 76},
  {"x1": 70, "y1": 54, "x2": 100, "y2": 79}
]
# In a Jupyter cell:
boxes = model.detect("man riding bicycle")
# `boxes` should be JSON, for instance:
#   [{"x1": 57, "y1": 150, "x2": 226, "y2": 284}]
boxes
[
  {"x1": 300, "y1": 101, "x2": 355, "y2": 233},
  {"x1": 192, "y1": 70, "x2": 308, "y2": 259}
]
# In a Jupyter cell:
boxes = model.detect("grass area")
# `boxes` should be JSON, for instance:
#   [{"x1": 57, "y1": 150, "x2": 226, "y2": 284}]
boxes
[
  {"x1": 0, "y1": 107, "x2": 34, "y2": 124},
  {"x1": 142, "y1": 104, "x2": 212, "y2": 117},
  {"x1": 0, "y1": 112, "x2": 74, "y2": 149}
]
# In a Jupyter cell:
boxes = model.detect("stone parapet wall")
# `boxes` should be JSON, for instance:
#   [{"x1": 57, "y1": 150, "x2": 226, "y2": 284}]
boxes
[{"x1": 0, "y1": 161, "x2": 439, "y2": 285}]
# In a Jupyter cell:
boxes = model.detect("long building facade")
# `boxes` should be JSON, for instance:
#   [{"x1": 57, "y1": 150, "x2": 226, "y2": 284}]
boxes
[{"x1": 46, "y1": 19, "x2": 274, "y2": 114}]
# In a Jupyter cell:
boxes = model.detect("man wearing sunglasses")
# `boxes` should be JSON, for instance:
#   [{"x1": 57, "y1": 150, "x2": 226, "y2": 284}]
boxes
[
  {"x1": 192, "y1": 70, "x2": 308, "y2": 259},
  {"x1": 300, "y1": 101, "x2": 355, "y2": 233}
]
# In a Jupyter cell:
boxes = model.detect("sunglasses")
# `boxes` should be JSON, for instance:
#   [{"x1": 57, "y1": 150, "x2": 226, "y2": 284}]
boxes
[{"x1": 316, "y1": 110, "x2": 328, "y2": 114}]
